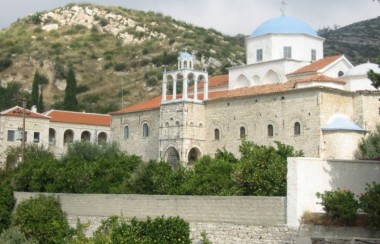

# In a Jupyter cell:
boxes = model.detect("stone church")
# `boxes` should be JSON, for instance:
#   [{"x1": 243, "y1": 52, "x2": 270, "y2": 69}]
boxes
[{"x1": 110, "y1": 15, "x2": 380, "y2": 165}]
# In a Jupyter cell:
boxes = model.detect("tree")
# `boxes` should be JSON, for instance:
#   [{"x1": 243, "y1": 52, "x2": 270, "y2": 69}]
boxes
[
  {"x1": 12, "y1": 195, "x2": 72, "y2": 243},
  {"x1": 232, "y1": 140, "x2": 303, "y2": 196},
  {"x1": 63, "y1": 64, "x2": 78, "y2": 111},
  {"x1": 0, "y1": 81, "x2": 22, "y2": 110},
  {"x1": 37, "y1": 87, "x2": 44, "y2": 113},
  {"x1": 31, "y1": 71, "x2": 40, "y2": 107},
  {"x1": 368, "y1": 56, "x2": 380, "y2": 88},
  {"x1": 356, "y1": 124, "x2": 380, "y2": 160}
]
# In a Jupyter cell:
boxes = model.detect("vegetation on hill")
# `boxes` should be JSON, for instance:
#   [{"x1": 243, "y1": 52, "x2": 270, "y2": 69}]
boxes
[
  {"x1": 0, "y1": 4, "x2": 245, "y2": 113},
  {"x1": 318, "y1": 16, "x2": 380, "y2": 65},
  {"x1": 0, "y1": 4, "x2": 378, "y2": 113}
]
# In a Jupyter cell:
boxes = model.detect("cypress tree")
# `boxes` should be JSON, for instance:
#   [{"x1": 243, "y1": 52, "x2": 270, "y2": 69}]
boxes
[
  {"x1": 31, "y1": 71, "x2": 40, "y2": 107},
  {"x1": 37, "y1": 87, "x2": 44, "y2": 113},
  {"x1": 64, "y1": 64, "x2": 78, "y2": 111}
]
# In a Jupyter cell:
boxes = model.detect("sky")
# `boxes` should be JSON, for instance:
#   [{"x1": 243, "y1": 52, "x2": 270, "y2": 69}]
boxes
[{"x1": 0, "y1": 0, "x2": 379, "y2": 36}]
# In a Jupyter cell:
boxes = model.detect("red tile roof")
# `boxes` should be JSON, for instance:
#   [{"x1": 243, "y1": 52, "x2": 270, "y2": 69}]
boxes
[
  {"x1": 44, "y1": 110, "x2": 111, "y2": 126},
  {"x1": 198, "y1": 75, "x2": 229, "y2": 89},
  {"x1": 294, "y1": 74, "x2": 345, "y2": 84},
  {"x1": 111, "y1": 75, "x2": 346, "y2": 114},
  {"x1": 1, "y1": 106, "x2": 50, "y2": 119},
  {"x1": 290, "y1": 55, "x2": 343, "y2": 75}
]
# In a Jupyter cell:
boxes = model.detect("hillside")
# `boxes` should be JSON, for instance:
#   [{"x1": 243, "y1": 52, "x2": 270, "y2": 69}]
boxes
[
  {"x1": 318, "y1": 16, "x2": 380, "y2": 65},
  {"x1": 0, "y1": 4, "x2": 378, "y2": 113},
  {"x1": 0, "y1": 4, "x2": 245, "y2": 112}
]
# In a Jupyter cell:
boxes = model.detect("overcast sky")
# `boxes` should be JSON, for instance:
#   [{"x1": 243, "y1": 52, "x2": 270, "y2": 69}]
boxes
[{"x1": 1, "y1": 0, "x2": 379, "y2": 35}]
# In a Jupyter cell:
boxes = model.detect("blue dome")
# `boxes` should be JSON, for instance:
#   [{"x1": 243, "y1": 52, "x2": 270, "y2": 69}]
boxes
[
  {"x1": 251, "y1": 16, "x2": 317, "y2": 37},
  {"x1": 179, "y1": 51, "x2": 192, "y2": 59}
]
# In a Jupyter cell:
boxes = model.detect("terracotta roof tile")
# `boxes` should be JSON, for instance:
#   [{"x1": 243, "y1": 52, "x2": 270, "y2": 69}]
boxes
[
  {"x1": 112, "y1": 75, "x2": 345, "y2": 114},
  {"x1": 199, "y1": 75, "x2": 228, "y2": 89},
  {"x1": 293, "y1": 74, "x2": 345, "y2": 84},
  {"x1": 44, "y1": 110, "x2": 111, "y2": 126},
  {"x1": 290, "y1": 55, "x2": 342, "y2": 75},
  {"x1": 208, "y1": 82, "x2": 296, "y2": 100},
  {"x1": 1, "y1": 106, "x2": 50, "y2": 119}
]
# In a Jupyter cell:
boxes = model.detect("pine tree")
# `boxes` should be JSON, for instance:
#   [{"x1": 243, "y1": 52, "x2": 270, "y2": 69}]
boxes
[{"x1": 64, "y1": 64, "x2": 78, "y2": 111}]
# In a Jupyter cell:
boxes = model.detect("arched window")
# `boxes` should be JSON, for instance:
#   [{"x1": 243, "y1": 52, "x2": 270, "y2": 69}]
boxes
[
  {"x1": 214, "y1": 128, "x2": 220, "y2": 140},
  {"x1": 124, "y1": 125, "x2": 129, "y2": 140},
  {"x1": 98, "y1": 132, "x2": 107, "y2": 144},
  {"x1": 267, "y1": 124, "x2": 274, "y2": 137},
  {"x1": 240, "y1": 126, "x2": 246, "y2": 139},
  {"x1": 294, "y1": 122, "x2": 301, "y2": 136},
  {"x1": 81, "y1": 131, "x2": 91, "y2": 141},
  {"x1": 63, "y1": 130, "x2": 74, "y2": 145},
  {"x1": 143, "y1": 123, "x2": 149, "y2": 138}
]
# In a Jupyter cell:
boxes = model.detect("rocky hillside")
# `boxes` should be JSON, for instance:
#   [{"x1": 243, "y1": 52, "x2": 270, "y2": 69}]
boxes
[
  {"x1": 0, "y1": 4, "x2": 378, "y2": 113},
  {"x1": 0, "y1": 4, "x2": 245, "y2": 112},
  {"x1": 318, "y1": 16, "x2": 380, "y2": 65}
]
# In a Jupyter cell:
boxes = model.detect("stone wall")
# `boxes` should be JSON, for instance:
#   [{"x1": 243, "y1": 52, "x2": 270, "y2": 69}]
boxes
[{"x1": 14, "y1": 192, "x2": 296, "y2": 243}]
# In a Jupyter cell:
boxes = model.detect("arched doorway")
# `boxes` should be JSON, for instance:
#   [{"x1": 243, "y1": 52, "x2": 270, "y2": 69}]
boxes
[
  {"x1": 188, "y1": 147, "x2": 202, "y2": 164},
  {"x1": 49, "y1": 128, "x2": 56, "y2": 145},
  {"x1": 164, "y1": 147, "x2": 180, "y2": 167}
]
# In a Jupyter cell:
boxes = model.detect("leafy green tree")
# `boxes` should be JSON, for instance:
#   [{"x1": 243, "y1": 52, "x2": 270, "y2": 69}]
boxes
[
  {"x1": 0, "y1": 227, "x2": 36, "y2": 244},
  {"x1": 356, "y1": 124, "x2": 380, "y2": 160},
  {"x1": 64, "y1": 64, "x2": 78, "y2": 111},
  {"x1": 368, "y1": 55, "x2": 380, "y2": 88},
  {"x1": 181, "y1": 155, "x2": 239, "y2": 195},
  {"x1": 0, "y1": 183, "x2": 15, "y2": 233},
  {"x1": 0, "y1": 81, "x2": 22, "y2": 110},
  {"x1": 233, "y1": 140, "x2": 303, "y2": 196},
  {"x1": 12, "y1": 195, "x2": 72, "y2": 244}
]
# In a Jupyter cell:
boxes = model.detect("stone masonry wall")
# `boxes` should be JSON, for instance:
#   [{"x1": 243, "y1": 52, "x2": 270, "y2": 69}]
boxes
[{"x1": 14, "y1": 193, "x2": 296, "y2": 243}]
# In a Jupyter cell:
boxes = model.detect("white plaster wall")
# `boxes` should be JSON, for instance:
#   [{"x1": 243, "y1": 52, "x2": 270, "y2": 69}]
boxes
[
  {"x1": 49, "y1": 122, "x2": 110, "y2": 158},
  {"x1": 322, "y1": 131, "x2": 364, "y2": 159},
  {"x1": 0, "y1": 116, "x2": 50, "y2": 167},
  {"x1": 287, "y1": 157, "x2": 380, "y2": 227},
  {"x1": 344, "y1": 75, "x2": 378, "y2": 92}
]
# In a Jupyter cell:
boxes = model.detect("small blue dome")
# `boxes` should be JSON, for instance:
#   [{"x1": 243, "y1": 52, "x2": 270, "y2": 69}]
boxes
[
  {"x1": 251, "y1": 16, "x2": 317, "y2": 37},
  {"x1": 179, "y1": 51, "x2": 192, "y2": 59}
]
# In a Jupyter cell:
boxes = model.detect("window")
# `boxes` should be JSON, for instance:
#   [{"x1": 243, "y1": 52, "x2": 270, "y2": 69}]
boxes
[
  {"x1": 214, "y1": 128, "x2": 220, "y2": 140},
  {"x1": 283, "y1": 46, "x2": 292, "y2": 59},
  {"x1": 33, "y1": 132, "x2": 40, "y2": 143},
  {"x1": 294, "y1": 122, "x2": 301, "y2": 136},
  {"x1": 143, "y1": 123, "x2": 149, "y2": 138},
  {"x1": 311, "y1": 49, "x2": 316, "y2": 61},
  {"x1": 7, "y1": 130, "x2": 15, "y2": 141},
  {"x1": 267, "y1": 124, "x2": 274, "y2": 137},
  {"x1": 240, "y1": 127, "x2": 246, "y2": 139},
  {"x1": 124, "y1": 126, "x2": 129, "y2": 140},
  {"x1": 257, "y1": 49, "x2": 263, "y2": 62}
]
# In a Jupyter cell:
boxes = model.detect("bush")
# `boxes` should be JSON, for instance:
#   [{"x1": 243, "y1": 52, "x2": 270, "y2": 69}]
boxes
[
  {"x1": 359, "y1": 182, "x2": 380, "y2": 229},
  {"x1": 94, "y1": 216, "x2": 191, "y2": 244},
  {"x1": 12, "y1": 195, "x2": 72, "y2": 243},
  {"x1": 356, "y1": 124, "x2": 380, "y2": 160},
  {"x1": 0, "y1": 183, "x2": 15, "y2": 232},
  {"x1": 316, "y1": 189, "x2": 359, "y2": 224},
  {"x1": 0, "y1": 227, "x2": 35, "y2": 244}
]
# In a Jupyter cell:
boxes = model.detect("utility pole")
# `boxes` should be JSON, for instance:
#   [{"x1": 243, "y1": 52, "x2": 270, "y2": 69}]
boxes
[{"x1": 13, "y1": 98, "x2": 28, "y2": 163}]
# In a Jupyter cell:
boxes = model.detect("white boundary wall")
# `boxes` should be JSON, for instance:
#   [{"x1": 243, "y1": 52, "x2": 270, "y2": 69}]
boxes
[{"x1": 287, "y1": 157, "x2": 380, "y2": 227}]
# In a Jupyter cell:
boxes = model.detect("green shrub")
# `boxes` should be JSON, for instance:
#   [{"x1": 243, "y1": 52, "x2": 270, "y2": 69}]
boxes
[
  {"x1": 0, "y1": 57, "x2": 12, "y2": 71},
  {"x1": 359, "y1": 182, "x2": 380, "y2": 229},
  {"x1": 0, "y1": 183, "x2": 15, "y2": 232},
  {"x1": 113, "y1": 62, "x2": 127, "y2": 72},
  {"x1": 316, "y1": 189, "x2": 359, "y2": 224},
  {"x1": 94, "y1": 216, "x2": 191, "y2": 244},
  {"x1": 0, "y1": 227, "x2": 35, "y2": 244},
  {"x1": 356, "y1": 124, "x2": 380, "y2": 160},
  {"x1": 12, "y1": 195, "x2": 72, "y2": 244}
]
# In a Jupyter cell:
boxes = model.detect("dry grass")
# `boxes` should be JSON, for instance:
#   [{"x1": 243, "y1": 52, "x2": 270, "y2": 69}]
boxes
[{"x1": 301, "y1": 211, "x2": 368, "y2": 227}]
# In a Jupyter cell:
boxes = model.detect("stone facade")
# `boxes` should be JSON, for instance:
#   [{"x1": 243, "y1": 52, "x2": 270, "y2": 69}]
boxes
[{"x1": 110, "y1": 15, "x2": 380, "y2": 163}]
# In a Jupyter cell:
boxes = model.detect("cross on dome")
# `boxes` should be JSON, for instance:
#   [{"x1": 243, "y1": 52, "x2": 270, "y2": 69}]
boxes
[{"x1": 280, "y1": 0, "x2": 288, "y2": 16}]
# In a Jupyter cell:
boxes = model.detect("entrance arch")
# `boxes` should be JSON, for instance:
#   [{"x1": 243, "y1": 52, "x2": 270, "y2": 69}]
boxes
[
  {"x1": 164, "y1": 147, "x2": 180, "y2": 166},
  {"x1": 188, "y1": 147, "x2": 202, "y2": 164}
]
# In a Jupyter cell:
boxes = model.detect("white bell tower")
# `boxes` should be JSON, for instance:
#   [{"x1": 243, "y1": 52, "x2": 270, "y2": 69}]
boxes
[{"x1": 162, "y1": 51, "x2": 209, "y2": 104}]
